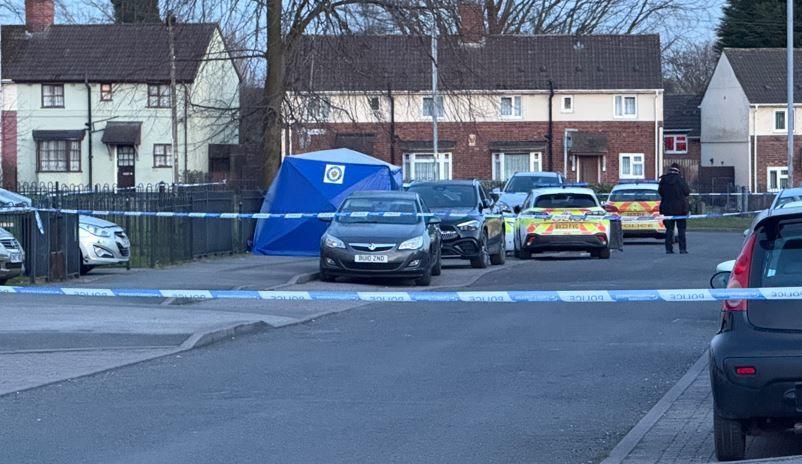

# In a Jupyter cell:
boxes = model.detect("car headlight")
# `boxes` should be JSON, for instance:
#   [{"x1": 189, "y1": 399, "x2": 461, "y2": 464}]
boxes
[
  {"x1": 323, "y1": 235, "x2": 345, "y2": 249},
  {"x1": 456, "y1": 220, "x2": 480, "y2": 231},
  {"x1": 79, "y1": 224, "x2": 113, "y2": 238},
  {"x1": 398, "y1": 236, "x2": 424, "y2": 250}
]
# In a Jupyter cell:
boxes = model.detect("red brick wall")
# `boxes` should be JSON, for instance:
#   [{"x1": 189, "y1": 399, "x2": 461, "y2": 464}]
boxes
[
  {"x1": 1, "y1": 111, "x2": 17, "y2": 190},
  {"x1": 25, "y1": 0, "x2": 54, "y2": 32},
  {"x1": 753, "y1": 135, "x2": 802, "y2": 191},
  {"x1": 293, "y1": 120, "x2": 659, "y2": 184}
]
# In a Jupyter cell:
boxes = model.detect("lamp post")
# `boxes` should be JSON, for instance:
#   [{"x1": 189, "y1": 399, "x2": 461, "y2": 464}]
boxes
[{"x1": 788, "y1": 0, "x2": 795, "y2": 188}]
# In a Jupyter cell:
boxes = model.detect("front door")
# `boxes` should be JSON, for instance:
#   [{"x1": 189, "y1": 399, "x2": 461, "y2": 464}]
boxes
[
  {"x1": 117, "y1": 145, "x2": 136, "y2": 188},
  {"x1": 578, "y1": 156, "x2": 600, "y2": 183}
]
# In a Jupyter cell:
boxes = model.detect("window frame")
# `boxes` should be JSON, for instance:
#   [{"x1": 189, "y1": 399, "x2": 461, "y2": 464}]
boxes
[
  {"x1": 305, "y1": 97, "x2": 331, "y2": 121},
  {"x1": 41, "y1": 84, "x2": 65, "y2": 108},
  {"x1": 147, "y1": 84, "x2": 172, "y2": 108},
  {"x1": 153, "y1": 144, "x2": 173, "y2": 168},
  {"x1": 560, "y1": 95, "x2": 574, "y2": 113},
  {"x1": 614, "y1": 95, "x2": 637, "y2": 118},
  {"x1": 664, "y1": 134, "x2": 688, "y2": 154},
  {"x1": 774, "y1": 109, "x2": 788, "y2": 132},
  {"x1": 36, "y1": 139, "x2": 82, "y2": 172},
  {"x1": 767, "y1": 166, "x2": 789, "y2": 192},
  {"x1": 491, "y1": 152, "x2": 543, "y2": 181},
  {"x1": 421, "y1": 95, "x2": 445, "y2": 119},
  {"x1": 402, "y1": 152, "x2": 452, "y2": 182},
  {"x1": 619, "y1": 153, "x2": 646, "y2": 179},
  {"x1": 499, "y1": 95, "x2": 523, "y2": 119},
  {"x1": 100, "y1": 83, "x2": 113, "y2": 102}
]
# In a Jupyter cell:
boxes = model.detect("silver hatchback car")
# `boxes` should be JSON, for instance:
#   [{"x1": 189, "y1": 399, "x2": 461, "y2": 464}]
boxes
[
  {"x1": 0, "y1": 227, "x2": 24, "y2": 285},
  {"x1": 79, "y1": 215, "x2": 130, "y2": 273}
]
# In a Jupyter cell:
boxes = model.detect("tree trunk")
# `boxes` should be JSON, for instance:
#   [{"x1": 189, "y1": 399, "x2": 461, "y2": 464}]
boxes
[{"x1": 261, "y1": 0, "x2": 285, "y2": 188}]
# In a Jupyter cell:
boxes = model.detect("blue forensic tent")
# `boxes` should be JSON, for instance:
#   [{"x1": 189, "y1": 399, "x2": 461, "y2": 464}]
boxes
[{"x1": 252, "y1": 149, "x2": 402, "y2": 256}]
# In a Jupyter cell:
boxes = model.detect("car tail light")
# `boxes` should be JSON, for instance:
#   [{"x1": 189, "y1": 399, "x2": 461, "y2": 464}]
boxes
[
  {"x1": 724, "y1": 233, "x2": 757, "y2": 312},
  {"x1": 735, "y1": 366, "x2": 756, "y2": 376},
  {"x1": 603, "y1": 204, "x2": 619, "y2": 213},
  {"x1": 595, "y1": 233, "x2": 608, "y2": 244}
]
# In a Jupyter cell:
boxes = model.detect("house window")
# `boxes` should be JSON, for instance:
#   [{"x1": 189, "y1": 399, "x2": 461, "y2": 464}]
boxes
[
  {"x1": 619, "y1": 153, "x2": 645, "y2": 179},
  {"x1": 561, "y1": 96, "x2": 574, "y2": 113},
  {"x1": 664, "y1": 134, "x2": 688, "y2": 154},
  {"x1": 500, "y1": 96, "x2": 522, "y2": 118},
  {"x1": 492, "y1": 152, "x2": 542, "y2": 181},
  {"x1": 42, "y1": 84, "x2": 64, "y2": 108},
  {"x1": 100, "y1": 83, "x2": 113, "y2": 101},
  {"x1": 37, "y1": 140, "x2": 81, "y2": 172},
  {"x1": 369, "y1": 97, "x2": 380, "y2": 111},
  {"x1": 422, "y1": 96, "x2": 445, "y2": 119},
  {"x1": 153, "y1": 144, "x2": 173, "y2": 167},
  {"x1": 614, "y1": 95, "x2": 637, "y2": 118},
  {"x1": 402, "y1": 153, "x2": 451, "y2": 181},
  {"x1": 147, "y1": 84, "x2": 171, "y2": 108},
  {"x1": 774, "y1": 110, "x2": 787, "y2": 131},
  {"x1": 767, "y1": 167, "x2": 789, "y2": 192},
  {"x1": 306, "y1": 98, "x2": 331, "y2": 120}
]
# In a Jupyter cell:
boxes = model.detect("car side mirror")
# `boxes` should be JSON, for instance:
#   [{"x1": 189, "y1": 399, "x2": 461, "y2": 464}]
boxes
[
  {"x1": 743, "y1": 228, "x2": 750, "y2": 237},
  {"x1": 482, "y1": 198, "x2": 494, "y2": 209},
  {"x1": 426, "y1": 215, "x2": 441, "y2": 225},
  {"x1": 319, "y1": 215, "x2": 333, "y2": 223},
  {"x1": 710, "y1": 271, "x2": 731, "y2": 289},
  {"x1": 513, "y1": 205, "x2": 522, "y2": 214},
  {"x1": 489, "y1": 192, "x2": 500, "y2": 202},
  {"x1": 602, "y1": 204, "x2": 616, "y2": 213}
]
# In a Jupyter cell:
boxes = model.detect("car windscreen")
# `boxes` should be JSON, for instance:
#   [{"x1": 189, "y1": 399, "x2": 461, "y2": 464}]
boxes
[
  {"x1": 534, "y1": 193, "x2": 597, "y2": 209},
  {"x1": 408, "y1": 185, "x2": 477, "y2": 208},
  {"x1": 775, "y1": 194, "x2": 802, "y2": 208},
  {"x1": 504, "y1": 176, "x2": 560, "y2": 193},
  {"x1": 337, "y1": 198, "x2": 420, "y2": 224},
  {"x1": 608, "y1": 189, "x2": 660, "y2": 202},
  {"x1": 748, "y1": 218, "x2": 802, "y2": 330}
]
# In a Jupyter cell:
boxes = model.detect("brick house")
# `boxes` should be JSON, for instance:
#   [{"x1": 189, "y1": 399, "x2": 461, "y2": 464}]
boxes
[
  {"x1": 663, "y1": 94, "x2": 701, "y2": 186},
  {"x1": 701, "y1": 48, "x2": 802, "y2": 192},
  {"x1": 284, "y1": 4, "x2": 664, "y2": 185},
  {"x1": 0, "y1": 0, "x2": 240, "y2": 190}
]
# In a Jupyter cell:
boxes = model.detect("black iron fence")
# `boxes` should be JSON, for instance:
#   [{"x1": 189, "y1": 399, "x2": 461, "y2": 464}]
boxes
[
  {"x1": 0, "y1": 210, "x2": 80, "y2": 282},
  {"x1": 14, "y1": 183, "x2": 265, "y2": 269}
]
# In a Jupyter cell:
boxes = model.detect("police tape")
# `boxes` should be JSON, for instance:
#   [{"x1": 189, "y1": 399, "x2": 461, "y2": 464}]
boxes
[
  {"x1": 0, "y1": 206, "x2": 763, "y2": 223},
  {"x1": 2, "y1": 285, "x2": 802, "y2": 303}
]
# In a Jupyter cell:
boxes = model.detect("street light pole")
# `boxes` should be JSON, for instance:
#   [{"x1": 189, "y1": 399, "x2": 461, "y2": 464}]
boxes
[
  {"x1": 431, "y1": 15, "x2": 439, "y2": 180},
  {"x1": 788, "y1": 0, "x2": 795, "y2": 188}
]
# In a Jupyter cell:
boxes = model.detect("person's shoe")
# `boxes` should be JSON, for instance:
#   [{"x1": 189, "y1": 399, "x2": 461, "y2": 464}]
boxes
[
  {"x1": 680, "y1": 250, "x2": 688, "y2": 254},
  {"x1": 666, "y1": 250, "x2": 674, "y2": 254}
]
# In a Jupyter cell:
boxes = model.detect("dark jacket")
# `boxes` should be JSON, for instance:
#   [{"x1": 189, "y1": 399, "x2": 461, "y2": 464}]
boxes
[{"x1": 658, "y1": 171, "x2": 691, "y2": 216}]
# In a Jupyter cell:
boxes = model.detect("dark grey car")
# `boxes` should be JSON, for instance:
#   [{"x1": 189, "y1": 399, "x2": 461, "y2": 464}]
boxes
[{"x1": 319, "y1": 191, "x2": 442, "y2": 286}]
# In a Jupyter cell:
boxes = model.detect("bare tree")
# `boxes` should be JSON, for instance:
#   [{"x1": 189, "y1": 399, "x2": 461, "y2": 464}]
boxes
[{"x1": 663, "y1": 40, "x2": 717, "y2": 95}]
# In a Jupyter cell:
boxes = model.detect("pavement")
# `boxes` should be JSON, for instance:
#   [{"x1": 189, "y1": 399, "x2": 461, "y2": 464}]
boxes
[{"x1": 0, "y1": 232, "x2": 765, "y2": 464}]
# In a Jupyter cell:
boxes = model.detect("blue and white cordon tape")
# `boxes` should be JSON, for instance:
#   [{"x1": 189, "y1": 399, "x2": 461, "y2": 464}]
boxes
[
  {"x1": 0, "y1": 206, "x2": 763, "y2": 223},
  {"x1": 2, "y1": 286, "x2": 802, "y2": 303}
]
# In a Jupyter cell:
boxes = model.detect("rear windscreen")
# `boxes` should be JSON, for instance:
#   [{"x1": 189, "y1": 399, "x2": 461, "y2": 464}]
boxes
[
  {"x1": 608, "y1": 189, "x2": 660, "y2": 202},
  {"x1": 534, "y1": 194, "x2": 597, "y2": 209},
  {"x1": 748, "y1": 218, "x2": 802, "y2": 330}
]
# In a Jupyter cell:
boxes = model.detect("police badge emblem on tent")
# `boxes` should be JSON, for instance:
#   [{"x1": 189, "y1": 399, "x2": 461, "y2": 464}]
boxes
[{"x1": 324, "y1": 164, "x2": 345, "y2": 184}]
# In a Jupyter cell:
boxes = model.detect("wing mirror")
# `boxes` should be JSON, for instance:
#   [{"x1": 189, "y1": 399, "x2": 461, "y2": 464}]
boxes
[
  {"x1": 482, "y1": 198, "x2": 494, "y2": 209},
  {"x1": 513, "y1": 205, "x2": 522, "y2": 214},
  {"x1": 710, "y1": 271, "x2": 731, "y2": 289},
  {"x1": 426, "y1": 215, "x2": 441, "y2": 225},
  {"x1": 743, "y1": 228, "x2": 750, "y2": 237},
  {"x1": 319, "y1": 215, "x2": 333, "y2": 222}
]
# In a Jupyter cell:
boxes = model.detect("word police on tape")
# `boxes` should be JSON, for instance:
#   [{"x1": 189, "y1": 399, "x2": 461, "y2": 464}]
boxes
[{"x1": 2, "y1": 286, "x2": 801, "y2": 303}]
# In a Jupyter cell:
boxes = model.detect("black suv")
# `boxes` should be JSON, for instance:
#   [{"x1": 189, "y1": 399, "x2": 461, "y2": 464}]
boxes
[
  {"x1": 709, "y1": 207, "x2": 802, "y2": 460},
  {"x1": 407, "y1": 180, "x2": 505, "y2": 268}
]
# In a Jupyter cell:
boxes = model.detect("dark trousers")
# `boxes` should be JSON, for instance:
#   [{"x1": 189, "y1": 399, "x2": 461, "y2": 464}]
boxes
[{"x1": 664, "y1": 219, "x2": 687, "y2": 252}]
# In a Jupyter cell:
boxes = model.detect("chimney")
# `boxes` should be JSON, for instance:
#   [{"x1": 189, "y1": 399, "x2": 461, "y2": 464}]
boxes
[
  {"x1": 25, "y1": 0, "x2": 54, "y2": 33},
  {"x1": 458, "y1": 0, "x2": 485, "y2": 44}
]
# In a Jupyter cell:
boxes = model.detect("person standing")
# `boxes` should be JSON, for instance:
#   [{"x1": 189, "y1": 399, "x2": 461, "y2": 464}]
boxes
[{"x1": 658, "y1": 163, "x2": 691, "y2": 254}]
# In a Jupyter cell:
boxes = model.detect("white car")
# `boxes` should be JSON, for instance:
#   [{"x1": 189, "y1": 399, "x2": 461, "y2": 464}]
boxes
[
  {"x1": 78, "y1": 215, "x2": 131, "y2": 274},
  {"x1": 0, "y1": 227, "x2": 24, "y2": 285}
]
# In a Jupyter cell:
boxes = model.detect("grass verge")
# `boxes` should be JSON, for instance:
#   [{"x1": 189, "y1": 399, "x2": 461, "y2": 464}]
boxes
[{"x1": 687, "y1": 216, "x2": 753, "y2": 231}]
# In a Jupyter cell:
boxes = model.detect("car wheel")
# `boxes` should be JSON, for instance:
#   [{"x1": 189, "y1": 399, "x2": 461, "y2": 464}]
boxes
[
  {"x1": 714, "y1": 410, "x2": 746, "y2": 461},
  {"x1": 490, "y1": 233, "x2": 506, "y2": 265},
  {"x1": 415, "y1": 268, "x2": 432, "y2": 286},
  {"x1": 431, "y1": 251, "x2": 442, "y2": 276},
  {"x1": 319, "y1": 270, "x2": 336, "y2": 282},
  {"x1": 514, "y1": 234, "x2": 529, "y2": 260},
  {"x1": 598, "y1": 248, "x2": 611, "y2": 259},
  {"x1": 80, "y1": 263, "x2": 94, "y2": 275},
  {"x1": 471, "y1": 233, "x2": 491, "y2": 269},
  {"x1": 0, "y1": 278, "x2": 7, "y2": 286}
]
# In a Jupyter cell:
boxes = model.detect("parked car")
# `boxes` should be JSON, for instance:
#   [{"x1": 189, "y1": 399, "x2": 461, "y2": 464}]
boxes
[
  {"x1": 319, "y1": 191, "x2": 442, "y2": 286},
  {"x1": 78, "y1": 215, "x2": 131, "y2": 274},
  {"x1": 512, "y1": 187, "x2": 612, "y2": 259},
  {"x1": 604, "y1": 181, "x2": 666, "y2": 239},
  {"x1": 0, "y1": 227, "x2": 24, "y2": 285},
  {"x1": 492, "y1": 172, "x2": 566, "y2": 213},
  {"x1": 407, "y1": 180, "x2": 505, "y2": 268},
  {"x1": 709, "y1": 206, "x2": 802, "y2": 461}
]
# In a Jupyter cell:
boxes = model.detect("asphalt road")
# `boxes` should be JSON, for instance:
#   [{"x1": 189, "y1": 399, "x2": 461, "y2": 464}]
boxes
[{"x1": 0, "y1": 232, "x2": 744, "y2": 464}]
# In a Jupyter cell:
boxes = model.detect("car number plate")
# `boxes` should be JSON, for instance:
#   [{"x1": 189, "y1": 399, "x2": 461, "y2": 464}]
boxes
[
  {"x1": 554, "y1": 223, "x2": 577, "y2": 230},
  {"x1": 355, "y1": 254, "x2": 388, "y2": 263},
  {"x1": 8, "y1": 251, "x2": 21, "y2": 263}
]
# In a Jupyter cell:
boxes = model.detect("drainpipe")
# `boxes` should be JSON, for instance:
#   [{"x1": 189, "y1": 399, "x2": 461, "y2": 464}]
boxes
[
  {"x1": 654, "y1": 90, "x2": 660, "y2": 179},
  {"x1": 752, "y1": 104, "x2": 759, "y2": 192},
  {"x1": 84, "y1": 75, "x2": 93, "y2": 186},
  {"x1": 183, "y1": 84, "x2": 188, "y2": 181},
  {"x1": 547, "y1": 80, "x2": 554, "y2": 171},
  {"x1": 388, "y1": 84, "x2": 396, "y2": 165}
]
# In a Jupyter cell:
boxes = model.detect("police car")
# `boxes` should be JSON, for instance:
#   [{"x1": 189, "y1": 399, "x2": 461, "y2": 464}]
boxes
[
  {"x1": 512, "y1": 186, "x2": 611, "y2": 259},
  {"x1": 604, "y1": 181, "x2": 665, "y2": 239}
]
